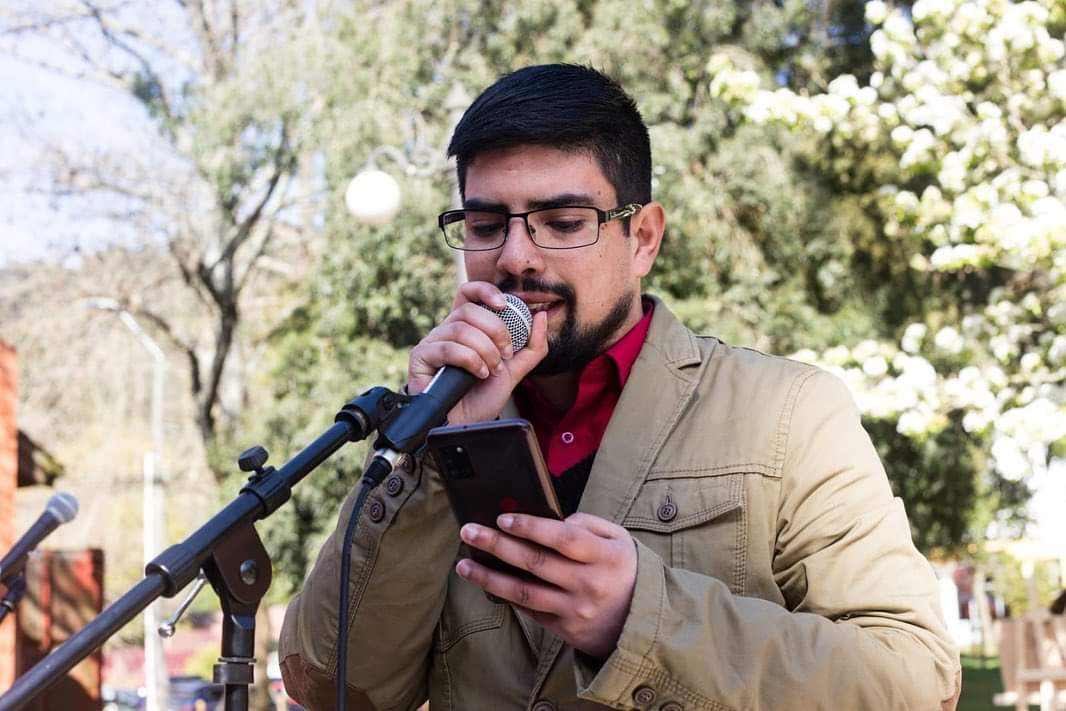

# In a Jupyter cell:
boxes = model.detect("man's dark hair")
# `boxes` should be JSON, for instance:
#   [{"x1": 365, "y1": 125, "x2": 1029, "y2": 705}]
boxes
[{"x1": 447, "y1": 64, "x2": 652, "y2": 208}]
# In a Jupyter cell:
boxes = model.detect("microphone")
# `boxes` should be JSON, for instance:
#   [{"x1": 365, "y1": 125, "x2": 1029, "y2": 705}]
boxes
[
  {"x1": 0, "y1": 492, "x2": 79, "y2": 585},
  {"x1": 370, "y1": 294, "x2": 533, "y2": 458}
]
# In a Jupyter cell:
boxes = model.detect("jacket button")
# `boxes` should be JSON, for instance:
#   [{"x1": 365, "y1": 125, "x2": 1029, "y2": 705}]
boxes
[
  {"x1": 384, "y1": 475, "x2": 404, "y2": 496},
  {"x1": 656, "y1": 501, "x2": 678, "y2": 522},
  {"x1": 633, "y1": 685, "x2": 657, "y2": 704},
  {"x1": 368, "y1": 499, "x2": 386, "y2": 523},
  {"x1": 532, "y1": 701, "x2": 555, "y2": 711},
  {"x1": 659, "y1": 703, "x2": 683, "y2": 711}
]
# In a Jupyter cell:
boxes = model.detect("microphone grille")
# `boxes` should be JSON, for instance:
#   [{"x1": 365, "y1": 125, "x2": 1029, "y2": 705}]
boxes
[
  {"x1": 46, "y1": 492, "x2": 79, "y2": 524},
  {"x1": 482, "y1": 293, "x2": 532, "y2": 351}
]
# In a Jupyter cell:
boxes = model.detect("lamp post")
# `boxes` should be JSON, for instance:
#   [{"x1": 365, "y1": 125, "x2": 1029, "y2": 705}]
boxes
[
  {"x1": 346, "y1": 83, "x2": 470, "y2": 284},
  {"x1": 83, "y1": 298, "x2": 170, "y2": 711}
]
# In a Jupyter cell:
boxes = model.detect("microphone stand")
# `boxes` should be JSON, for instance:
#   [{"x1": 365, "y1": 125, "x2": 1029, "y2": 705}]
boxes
[
  {"x1": 0, "y1": 577, "x2": 26, "y2": 626},
  {"x1": 0, "y1": 387, "x2": 401, "y2": 711}
]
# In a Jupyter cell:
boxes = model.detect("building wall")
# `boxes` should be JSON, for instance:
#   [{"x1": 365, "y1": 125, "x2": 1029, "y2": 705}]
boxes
[{"x1": 0, "y1": 342, "x2": 17, "y2": 689}]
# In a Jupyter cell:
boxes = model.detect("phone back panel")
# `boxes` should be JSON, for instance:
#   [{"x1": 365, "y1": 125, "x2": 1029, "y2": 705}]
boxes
[{"x1": 426, "y1": 419, "x2": 562, "y2": 529}]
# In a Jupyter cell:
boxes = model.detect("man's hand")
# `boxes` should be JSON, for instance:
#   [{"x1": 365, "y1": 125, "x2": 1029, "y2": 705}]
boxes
[
  {"x1": 456, "y1": 512, "x2": 638, "y2": 660},
  {"x1": 407, "y1": 281, "x2": 548, "y2": 424}
]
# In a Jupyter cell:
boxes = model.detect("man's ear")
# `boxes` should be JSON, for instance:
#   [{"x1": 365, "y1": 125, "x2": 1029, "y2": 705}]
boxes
[{"x1": 629, "y1": 201, "x2": 665, "y2": 278}]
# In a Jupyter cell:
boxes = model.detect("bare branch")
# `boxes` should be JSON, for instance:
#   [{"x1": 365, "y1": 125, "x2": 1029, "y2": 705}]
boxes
[
  {"x1": 230, "y1": 1, "x2": 239, "y2": 59},
  {"x1": 0, "y1": 9, "x2": 97, "y2": 36},
  {"x1": 186, "y1": 0, "x2": 224, "y2": 81},
  {"x1": 236, "y1": 223, "x2": 276, "y2": 293},
  {"x1": 209, "y1": 124, "x2": 293, "y2": 278},
  {"x1": 78, "y1": 0, "x2": 176, "y2": 125},
  {"x1": 0, "y1": 49, "x2": 128, "y2": 94}
]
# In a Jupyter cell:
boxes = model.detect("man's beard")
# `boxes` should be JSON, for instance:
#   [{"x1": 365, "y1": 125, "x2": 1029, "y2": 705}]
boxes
[{"x1": 497, "y1": 276, "x2": 635, "y2": 376}]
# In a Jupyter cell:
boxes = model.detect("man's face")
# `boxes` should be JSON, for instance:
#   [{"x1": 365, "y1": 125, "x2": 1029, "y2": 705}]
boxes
[{"x1": 462, "y1": 145, "x2": 649, "y2": 375}]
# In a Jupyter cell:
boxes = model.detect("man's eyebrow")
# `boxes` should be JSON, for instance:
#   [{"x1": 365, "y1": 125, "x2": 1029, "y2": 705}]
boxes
[
  {"x1": 463, "y1": 198, "x2": 508, "y2": 211},
  {"x1": 527, "y1": 193, "x2": 597, "y2": 210},
  {"x1": 463, "y1": 193, "x2": 598, "y2": 211}
]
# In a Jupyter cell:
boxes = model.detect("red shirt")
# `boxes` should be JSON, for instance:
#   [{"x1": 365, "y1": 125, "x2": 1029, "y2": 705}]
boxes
[{"x1": 516, "y1": 301, "x2": 654, "y2": 477}]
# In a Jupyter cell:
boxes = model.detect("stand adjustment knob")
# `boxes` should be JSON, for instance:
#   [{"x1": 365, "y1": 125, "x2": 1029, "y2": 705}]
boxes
[{"x1": 238, "y1": 446, "x2": 269, "y2": 473}]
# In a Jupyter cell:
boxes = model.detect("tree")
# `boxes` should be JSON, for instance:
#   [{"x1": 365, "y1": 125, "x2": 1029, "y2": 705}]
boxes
[
  {"x1": 250, "y1": 0, "x2": 907, "y2": 592},
  {"x1": 1, "y1": 0, "x2": 327, "y2": 478},
  {"x1": 709, "y1": 0, "x2": 1066, "y2": 549}
]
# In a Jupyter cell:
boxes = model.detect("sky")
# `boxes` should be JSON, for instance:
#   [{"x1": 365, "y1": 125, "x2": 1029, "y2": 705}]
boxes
[
  {"x1": 0, "y1": 51, "x2": 144, "y2": 267},
  {"x1": 0, "y1": 6, "x2": 180, "y2": 268}
]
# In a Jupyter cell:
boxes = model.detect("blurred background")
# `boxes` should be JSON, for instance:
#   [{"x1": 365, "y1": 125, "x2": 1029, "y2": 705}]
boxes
[{"x1": 0, "y1": 0, "x2": 1063, "y2": 709}]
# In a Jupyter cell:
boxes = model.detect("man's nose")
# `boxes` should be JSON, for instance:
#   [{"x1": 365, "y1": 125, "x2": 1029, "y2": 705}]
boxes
[{"x1": 495, "y1": 217, "x2": 544, "y2": 274}]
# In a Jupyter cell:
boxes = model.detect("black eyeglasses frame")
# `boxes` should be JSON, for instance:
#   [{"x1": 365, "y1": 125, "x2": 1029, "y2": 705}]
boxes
[{"x1": 437, "y1": 203, "x2": 643, "y2": 251}]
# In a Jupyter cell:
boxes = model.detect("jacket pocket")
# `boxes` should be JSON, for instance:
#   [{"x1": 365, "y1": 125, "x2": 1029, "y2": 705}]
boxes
[
  {"x1": 435, "y1": 562, "x2": 506, "y2": 653},
  {"x1": 622, "y1": 472, "x2": 747, "y2": 591}
]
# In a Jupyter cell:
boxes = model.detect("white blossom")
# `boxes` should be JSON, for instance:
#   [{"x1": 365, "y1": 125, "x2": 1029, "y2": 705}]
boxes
[
  {"x1": 901, "y1": 323, "x2": 928, "y2": 353},
  {"x1": 866, "y1": 0, "x2": 890, "y2": 26}
]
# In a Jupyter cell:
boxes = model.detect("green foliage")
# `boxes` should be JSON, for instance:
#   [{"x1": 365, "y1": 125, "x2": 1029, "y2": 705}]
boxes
[
  {"x1": 227, "y1": 327, "x2": 408, "y2": 597},
  {"x1": 986, "y1": 552, "x2": 1061, "y2": 617},
  {"x1": 240, "y1": 0, "x2": 1005, "y2": 590},
  {"x1": 183, "y1": 643, "x2": 220, "y2": 680},
  {"x1": 867, "y1": 416, "x2": 1028, "y2": 553}
]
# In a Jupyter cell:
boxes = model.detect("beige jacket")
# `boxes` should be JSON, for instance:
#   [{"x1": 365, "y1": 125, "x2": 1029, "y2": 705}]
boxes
[{"x1": 280, "y1": 297, "x2": 961, "y2": 710}]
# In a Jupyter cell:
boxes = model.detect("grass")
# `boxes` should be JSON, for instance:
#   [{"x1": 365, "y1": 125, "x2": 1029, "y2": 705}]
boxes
[{"x1": 960, "y1": 654, "x2": 1038, "y2": 711}]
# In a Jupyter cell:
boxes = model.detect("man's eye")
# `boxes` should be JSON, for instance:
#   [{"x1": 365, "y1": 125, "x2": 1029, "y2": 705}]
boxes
[
  {"x1": 470, "y1": 222, "x2": 504, "y2": 237},
  {"x1": 546, "y1": 219, "x2": 587, "y2": 233}
]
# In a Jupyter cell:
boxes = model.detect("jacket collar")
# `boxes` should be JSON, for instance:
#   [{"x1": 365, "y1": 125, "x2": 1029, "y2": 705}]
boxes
[
  {"x1": 575, "y1": 294, "x2": 706, "y2": 522},
  {"x1": 528, "y1": 295, "x2": 710, "y2": 690}
]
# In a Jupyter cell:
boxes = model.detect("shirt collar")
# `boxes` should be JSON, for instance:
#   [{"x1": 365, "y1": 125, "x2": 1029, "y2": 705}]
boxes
[
  {"x1": 519, "y1": 297, "x2": 655, "y2": 409},
  {"x1": 604, "y1": 297, "x2": 654, "y2": 388}
]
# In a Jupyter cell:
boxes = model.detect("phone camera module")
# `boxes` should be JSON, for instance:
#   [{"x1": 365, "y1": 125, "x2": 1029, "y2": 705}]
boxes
[{"x1": 441, "y1": 444, "x2": 474, "y2": 480}]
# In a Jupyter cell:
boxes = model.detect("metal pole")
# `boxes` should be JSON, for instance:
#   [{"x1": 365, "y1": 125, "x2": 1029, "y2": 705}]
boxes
[
  {"x1": 113, "y1": 309, "x2": 171, "y2": 711},
  {"x1": 444, "y1": 82, "x2": 469, "y2": 286}
]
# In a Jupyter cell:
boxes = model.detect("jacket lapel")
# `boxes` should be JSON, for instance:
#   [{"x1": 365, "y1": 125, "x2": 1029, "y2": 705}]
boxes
[
  {"x1": 531, "y1": 296, "x2": 709, "y2": 690},
  {"x1": 578, "y1": 296, "x2": 705, "y2": 522}
]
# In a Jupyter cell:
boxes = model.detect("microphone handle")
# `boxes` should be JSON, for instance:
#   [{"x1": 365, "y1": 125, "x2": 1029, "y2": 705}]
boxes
[
  {"x1": 0, "y1": 513, "x2": 60, "y2": 585},
  {"x1": 375, "y1": 366, "x2": 478, "y2": 455}
]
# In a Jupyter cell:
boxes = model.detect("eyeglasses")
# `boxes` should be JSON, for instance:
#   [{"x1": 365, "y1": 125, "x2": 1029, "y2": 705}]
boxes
[{"x1": 438, "y1": 203, "x2": 642, "y2": 251}]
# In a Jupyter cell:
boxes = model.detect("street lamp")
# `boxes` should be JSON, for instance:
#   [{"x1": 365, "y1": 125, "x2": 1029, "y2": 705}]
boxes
[
  {"x1": 346, "y1": 83, "x2": 471, "y2": 284},
  {"x1": 82, "y1": 297, "x2": 170, "y2": 711}
]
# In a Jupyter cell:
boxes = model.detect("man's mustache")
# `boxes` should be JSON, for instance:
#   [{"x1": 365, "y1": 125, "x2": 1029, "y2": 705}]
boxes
[{"x1": 496, "y1": 276, "x2": 574, "y2": 303}]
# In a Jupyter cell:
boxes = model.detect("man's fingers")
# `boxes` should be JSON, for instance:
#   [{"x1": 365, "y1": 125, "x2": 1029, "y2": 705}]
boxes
[
  {"x1": 503, "y1": 310, "x2": 549, "y2": 380},
  {"x1": 434, "y1": 321, "x2": 507, "y2": 372},
  {"x1": 455, "y1": 558, "x2": 569, "y2": 614},
  {"x1": 566, "y1": 512, "x2": 627, "y2": 539},
  {"x1": 494, "y1": 514, "x2": 603, "y2": 564},
  {"x1": 446, "y1": 303, "x2": 516, "y2": 358},
  {"x1": 411, "y1": 341, "x2": 494, "y2": 387},
  {"x1": 460, "y1": 524, "x2": 573, "y2": 587},
  {"x1": 453, "y1": 281, "x2": 507, "y2": 310}
]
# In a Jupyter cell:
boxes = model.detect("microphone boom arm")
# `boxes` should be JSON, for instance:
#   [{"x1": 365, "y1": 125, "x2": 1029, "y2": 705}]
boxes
[{"x1": 0, "y1": 386, "x2": 401, "y2": 711}]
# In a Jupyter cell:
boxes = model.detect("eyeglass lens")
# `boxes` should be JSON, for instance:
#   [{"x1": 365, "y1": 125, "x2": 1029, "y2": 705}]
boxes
[{"x1": 443, "y1": 207, "x2": 601, "y2": 250}]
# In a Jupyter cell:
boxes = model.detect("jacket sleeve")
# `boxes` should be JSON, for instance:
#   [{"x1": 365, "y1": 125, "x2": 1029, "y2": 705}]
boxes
[
  {"x1": 278, "y1": 452, "x2": 460, "y2": 711},
  {"x1": 574, "y1": 370, "x2": 962, "y2": 711}
]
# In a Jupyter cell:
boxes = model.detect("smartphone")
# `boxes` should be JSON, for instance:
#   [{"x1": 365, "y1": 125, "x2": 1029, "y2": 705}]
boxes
[{"x1": 425, "y1": 418, "x2": 563, "y2": 578}]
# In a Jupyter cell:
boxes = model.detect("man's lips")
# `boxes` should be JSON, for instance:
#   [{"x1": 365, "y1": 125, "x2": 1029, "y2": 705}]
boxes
[{"x1": 509, "y1": 292, "x2": 564, "y2": 314}]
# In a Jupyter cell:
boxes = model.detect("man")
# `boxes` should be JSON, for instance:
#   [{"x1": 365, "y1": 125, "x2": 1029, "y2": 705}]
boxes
[{"x1": 280, "y1": 64, "x2": 961, "y2": 710}]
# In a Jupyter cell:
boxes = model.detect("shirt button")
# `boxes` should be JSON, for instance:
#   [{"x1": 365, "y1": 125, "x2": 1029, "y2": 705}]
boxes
[
  {"x1": 384, "y1": 475, "x2": 404, "y2": 496},
  {"x1": 561, "y1": 431, "x2": 575, "y2": 444},
  {"x1": 660, "y1": 703, "x2": 683, "y2": 711},
  {"x1": 632, "y1": 685, "x2": 657, "y2": 705},
  {"x1": 656, "y1": 501, "x2": 678, "y2": 522},
  {"x1": 368, "y1": 499, "x2": 386, "y2": 523},
  {"x1": 532, "y1": 701, "x2": 555, "y2": 711}
]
